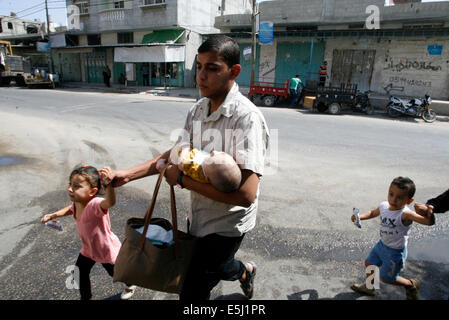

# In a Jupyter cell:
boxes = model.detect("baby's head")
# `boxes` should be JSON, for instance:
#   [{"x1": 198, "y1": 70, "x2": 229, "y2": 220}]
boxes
[
  {"x1": 203, "y1": 151, "x2": 241, "y2": 193},
  {"x1": 388, "y1": 176, "x2": 415, "y2": 211}
]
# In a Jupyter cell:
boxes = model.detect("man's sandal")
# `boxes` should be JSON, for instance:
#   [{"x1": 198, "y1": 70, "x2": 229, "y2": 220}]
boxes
[{"x1": 240, "y1": 262, "x2": 257, "y2": 299}]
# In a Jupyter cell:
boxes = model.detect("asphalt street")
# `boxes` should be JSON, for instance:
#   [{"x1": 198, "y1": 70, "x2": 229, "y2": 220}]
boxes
[{"x1": 0, "y1": 86, "x2": 448, "y2": 301}]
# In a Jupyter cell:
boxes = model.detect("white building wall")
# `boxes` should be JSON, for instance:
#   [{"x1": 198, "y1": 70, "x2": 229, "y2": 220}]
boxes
[
  {"x1": 101, "y1": 32, "x2": 116, "y2": 45},
  {"x1": 324, "y1": 37, "x2": 449, "y2": 99},
  {"x1": 0, "y1": 16, "x2": 43, "y2": 39}
]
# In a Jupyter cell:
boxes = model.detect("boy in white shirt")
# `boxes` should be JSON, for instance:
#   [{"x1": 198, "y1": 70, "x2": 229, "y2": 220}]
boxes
[{"x1": 350, "y1": 176, "x2": 435, "y2": 300}]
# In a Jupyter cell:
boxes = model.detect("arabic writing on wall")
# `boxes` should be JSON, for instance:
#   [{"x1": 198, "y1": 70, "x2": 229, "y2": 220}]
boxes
[
  {"x1": 384, "y1": 58, "x2": 442, "y2": 72},
  {"x1": 389, "y1": 76, "x2": 432, "y2": 88}
]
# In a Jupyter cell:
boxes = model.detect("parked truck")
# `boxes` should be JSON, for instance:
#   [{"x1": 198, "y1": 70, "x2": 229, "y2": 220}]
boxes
[{"x1": 0, "y1": 40, "x2": 59, "y2": 88}]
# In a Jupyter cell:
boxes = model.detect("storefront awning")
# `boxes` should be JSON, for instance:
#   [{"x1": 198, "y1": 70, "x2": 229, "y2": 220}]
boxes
[
  {"x1": 114, "y1": 45, "x2": 185, "y2": 63},
  {"x1": 141, "y1": 29, "x2": 185, "y2": 44}
]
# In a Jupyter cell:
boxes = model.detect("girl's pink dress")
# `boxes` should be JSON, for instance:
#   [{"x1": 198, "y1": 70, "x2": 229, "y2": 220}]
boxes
[{"x1": 71, "y1": 197, "x2": 121, "y2": 264}]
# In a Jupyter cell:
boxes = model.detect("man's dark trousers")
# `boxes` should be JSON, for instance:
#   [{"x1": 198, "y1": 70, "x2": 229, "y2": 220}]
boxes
[{"x1": 180, "y1": 233, "x2": 246, "y2": 300}]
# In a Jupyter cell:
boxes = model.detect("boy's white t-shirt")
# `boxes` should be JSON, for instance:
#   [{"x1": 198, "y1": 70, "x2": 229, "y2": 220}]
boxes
[{"x1": 379, "y1": 201, "x2": 411, "y2": 250}]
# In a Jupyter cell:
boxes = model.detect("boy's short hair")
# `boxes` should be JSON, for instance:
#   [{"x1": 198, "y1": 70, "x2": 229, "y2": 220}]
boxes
[
  {"x1": 198, "y1": 35, "x2": 240, "y2": 68},
  {"x1": 391, "y1": 176, "x2": 416, "y2": 199}
]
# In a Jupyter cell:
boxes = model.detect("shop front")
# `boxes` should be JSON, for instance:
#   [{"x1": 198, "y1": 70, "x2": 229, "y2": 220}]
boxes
[{"x1": 114, "y1": 45, "x2": 185, "y2": 87}]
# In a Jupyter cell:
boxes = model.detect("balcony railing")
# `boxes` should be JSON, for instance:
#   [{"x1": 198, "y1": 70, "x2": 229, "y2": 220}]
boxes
[{"x1": 98, "y1": 8, "x2": 133, "y2": 30}]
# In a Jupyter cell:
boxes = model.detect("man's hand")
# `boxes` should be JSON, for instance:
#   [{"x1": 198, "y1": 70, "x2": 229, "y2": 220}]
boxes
[
  {"x1": 156, "y1": 159, "x2": 168, "y2": 172},
  {"x1": 164, "y1": 164, "x2": 180, "y2": 186},
  {"x1": 108, "y1": 169, "x2": 131, "y2": 188}
]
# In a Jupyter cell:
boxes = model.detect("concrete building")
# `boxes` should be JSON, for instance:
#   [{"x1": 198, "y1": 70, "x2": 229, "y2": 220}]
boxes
[
  {"x1": 216, "y1": 0, "x2": 449, "y2": 99},
  {"x1": 0, "y1": 15, "x2": 43, "y2": 40},
  {"x1": 54, "y1": 0, "x2": 252, "y2": 86},
  {"x1": 0, "y1": 15, "x2": 51, "y2": 71}
]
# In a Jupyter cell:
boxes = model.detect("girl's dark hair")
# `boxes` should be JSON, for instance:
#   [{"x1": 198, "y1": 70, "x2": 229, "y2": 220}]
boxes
[
  {"x1": 198, "y1": 35, "x2": 240, "y2": 68},
  {"x1": 70, "y1": 165, "x2": 101, "y2": 194},
  {"x1": 391, "y1": 176, "x2": 416, "y2": 199}
]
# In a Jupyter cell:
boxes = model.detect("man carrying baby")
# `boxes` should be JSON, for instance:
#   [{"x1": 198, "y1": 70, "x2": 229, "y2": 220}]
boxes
[{"x1": 108, "y1": 35, "x2": 269, "y2": 300}]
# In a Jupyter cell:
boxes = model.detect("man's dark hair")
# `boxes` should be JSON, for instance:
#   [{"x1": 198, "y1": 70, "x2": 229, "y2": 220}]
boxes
[
  {"x1": 198, "y1": 35, "x2": 240, "y2": 68},
  {"x1": 391, "y1": 176, "x2": 416, "y2": 199}
]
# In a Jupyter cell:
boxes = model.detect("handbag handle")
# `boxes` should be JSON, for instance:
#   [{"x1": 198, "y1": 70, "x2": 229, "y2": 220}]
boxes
[{"x1": 138, "y1": 166, "x2": 180, "y2": 258}]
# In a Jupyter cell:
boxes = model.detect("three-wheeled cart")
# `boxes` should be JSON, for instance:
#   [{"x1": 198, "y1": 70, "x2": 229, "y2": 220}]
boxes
[
  {"x1": 312, "y1": 83, "x2": 373, "y2": 115},
  {"x1": 248, "y1": 79, "x2": 290, "y2": 107}
]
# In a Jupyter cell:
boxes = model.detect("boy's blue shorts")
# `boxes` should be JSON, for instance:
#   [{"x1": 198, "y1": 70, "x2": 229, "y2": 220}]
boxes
[{"x1": 366, "y1": 240, "x2": 407, "y2": 283}]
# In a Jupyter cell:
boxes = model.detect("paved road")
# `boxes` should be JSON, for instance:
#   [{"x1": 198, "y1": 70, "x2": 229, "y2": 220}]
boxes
[{"x1": 0, "y1": 87, "x2": 448, "y2": 300}]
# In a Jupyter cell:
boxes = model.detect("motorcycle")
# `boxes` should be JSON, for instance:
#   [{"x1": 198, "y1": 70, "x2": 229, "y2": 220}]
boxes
[
  {"x1": 386, "y1": 94, "x2": 436, "y2": 123},
  {"x1": 352, "y1": 90, "x2": 374, "y2": 115}
]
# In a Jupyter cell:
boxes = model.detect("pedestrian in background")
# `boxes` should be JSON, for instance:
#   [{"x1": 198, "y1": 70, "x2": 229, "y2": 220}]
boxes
[
  {"x1": 319, "y1": 61, "x2": 327, "y2": 87},
  {"x1": 103, "y1": 65, "x2": 111, "y2": 87},
  {"x1": 289, "y1": 74, "x2": 302, "y2": 106},
  {"x1": 141, "y1": 64, "x2": 149, "y2": 86}
]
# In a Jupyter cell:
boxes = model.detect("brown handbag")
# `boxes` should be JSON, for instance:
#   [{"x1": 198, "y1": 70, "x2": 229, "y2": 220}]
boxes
[{"x1": 113, "y1": 167, "x2": 197, "y2": 294}]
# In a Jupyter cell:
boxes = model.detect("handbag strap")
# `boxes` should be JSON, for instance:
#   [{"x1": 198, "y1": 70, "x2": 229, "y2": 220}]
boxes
[
  {"x1": 170, "y1": 185, "x2": 180, "y2": 258},
  {"x1": 138, "y1": 166, "x2": 167, "y2": 250},
  {"x1": 137, "y1": 166, "x2": 180, "y2": 257}
]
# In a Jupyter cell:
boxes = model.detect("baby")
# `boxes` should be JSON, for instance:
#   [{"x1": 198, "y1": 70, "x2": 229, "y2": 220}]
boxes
[{"x1": 167, "y1": 143, "x2": 242, "y2": 193}]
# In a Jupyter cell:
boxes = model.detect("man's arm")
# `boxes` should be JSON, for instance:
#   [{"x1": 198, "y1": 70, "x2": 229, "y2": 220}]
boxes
[
  {"x1": 426, "y1": 189, "x2": 449, "y2": 214},
  {"x1": 165, "y1": 165, "x2": 258, "y2": 207},
  {"x1": 110, "y1": 150, "x2": 171, "y2": 187}
]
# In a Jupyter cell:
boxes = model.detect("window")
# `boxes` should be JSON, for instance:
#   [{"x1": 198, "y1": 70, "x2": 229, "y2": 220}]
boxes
[
  {"x1": 26, "y1": 25, "x2": 39, "y2": 34},
  {"x1": 143, "y1": 0, "x2": 165, "y2": 5},
  {"x1": 75, "y1": 1, "x2": 89, "y2": 15},
  {"x1": 66, "y1": 34, "x2": 79, "y2": 46},
  {"x1": 8, "y1": 22, "x2": 13, "y2": 30},
  {"x1": 117, "y1": 32, "x2": 133, "y2": 44},
  {"x1": 0, "y1": 19, "x2": 3, "y2": 33},
  {"x1": 151, "y1": 62, "x2": 177, "y2": 79},
  {"x1": 87, "y1": 34, "x2": 101, "y2": 45},
  {"x1": 114, "y1": 1, "x2": 125, "y2": 8}
]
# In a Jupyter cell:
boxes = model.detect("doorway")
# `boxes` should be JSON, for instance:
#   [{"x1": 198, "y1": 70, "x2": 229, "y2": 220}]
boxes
[{"x1": 330, "y1": 49, "x2": 376, "y2": 92}]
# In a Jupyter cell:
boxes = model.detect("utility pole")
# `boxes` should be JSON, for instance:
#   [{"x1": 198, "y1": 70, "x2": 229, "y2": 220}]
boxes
[
  {"x1": 45, "y1": 0, "x2": 54, "y2": 74},
  {"x1": 250, "y1": 0, "x2": 258, "y2": 86}
]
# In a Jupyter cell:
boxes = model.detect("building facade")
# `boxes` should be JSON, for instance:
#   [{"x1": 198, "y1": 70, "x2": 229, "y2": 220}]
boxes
[
  {"x1": 54, "y1": 0, "x2": 252, "y2": 86},
  {"x1": 216, "y1": 0, "x2": 449, "y2": 99},
  {"x1": 0, "y1": 15, "x2": 51, "y2": 71}
]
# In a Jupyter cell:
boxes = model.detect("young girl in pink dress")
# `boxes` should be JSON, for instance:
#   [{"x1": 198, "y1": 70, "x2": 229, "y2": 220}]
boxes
[{"x1": 41, "y1": 165, "x2": 136, "y2": 300}]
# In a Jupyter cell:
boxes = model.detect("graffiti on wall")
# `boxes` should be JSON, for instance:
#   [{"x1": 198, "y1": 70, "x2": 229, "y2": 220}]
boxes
[
  {"x1": 259, "y1": 44, "x2": 277, "y2": 80},
  {"x1": 384, "y1": 58, "x2": 442, "y2": 72},
  {"x1": 380, "y1": 47, "x2": 445, "y2": 96},
  {"x1": 389, "y1": 76, "x2": 432, "y2": 88}
]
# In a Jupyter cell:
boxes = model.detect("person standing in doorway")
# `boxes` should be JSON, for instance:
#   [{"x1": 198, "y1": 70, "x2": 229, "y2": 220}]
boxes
[
  {"x1": 319, "y1": 61, "x2": 328, "y2": 87},
  {"x1": 103, "y1": 65, "x2": 111, "y2": 87},
  {"x1": 141, "y1": 64, "x2": 149, "y2": 86}
]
